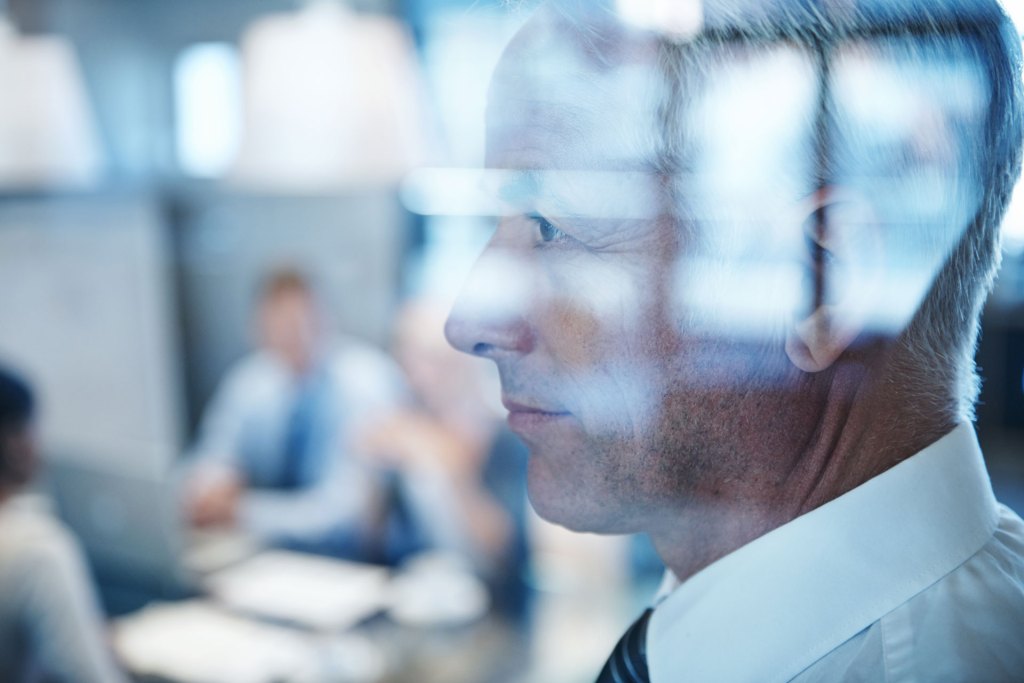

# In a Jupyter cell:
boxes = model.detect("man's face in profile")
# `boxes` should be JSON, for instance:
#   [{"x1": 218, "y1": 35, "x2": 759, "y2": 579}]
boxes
[
  {"x1": 446, "y1": 3, "x2": 989, "y2": 535},
  {"x1": 447, "y1": 6, "x2": 787, "y2": 533}
]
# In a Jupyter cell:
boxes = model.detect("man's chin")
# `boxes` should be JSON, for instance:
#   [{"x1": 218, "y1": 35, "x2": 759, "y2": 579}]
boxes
[{"x1": 525, "y1": 454, "x2": 639, "y2": 534}]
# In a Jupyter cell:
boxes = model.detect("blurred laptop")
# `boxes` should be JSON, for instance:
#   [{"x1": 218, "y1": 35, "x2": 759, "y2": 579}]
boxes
[{"x1": 44, "y1": 458, "x2": 260, "y2": 597}]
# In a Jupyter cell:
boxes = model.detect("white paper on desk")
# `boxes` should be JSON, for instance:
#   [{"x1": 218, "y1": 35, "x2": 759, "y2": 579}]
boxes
[
  {"x1": 184, "y1": 528, "x2": 262, "y2": 575},
  {"x1": 204, "y1": 550, "x2": 390, "y2": 631},
  {"x1": 113, "y1": 600, "x2": 318, "y2": 683}
]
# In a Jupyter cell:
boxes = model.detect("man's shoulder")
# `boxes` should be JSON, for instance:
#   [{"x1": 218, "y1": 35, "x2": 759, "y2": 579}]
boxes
[
  {"x1": 796, "y1": 503, "x2": 1024, "y2": 683},
  {"x1": 893, "y1": 503, "x2": 1024, "y2": 676},
  {"x1": 911, "y1": 502, "x2": 1024, "y2": 627},
  {"x1": 216, "y1": 352, "x2": 288, "y2": 397},
  {"x1": 226, "y1": 351, "x2": 281, "y2": 379}
]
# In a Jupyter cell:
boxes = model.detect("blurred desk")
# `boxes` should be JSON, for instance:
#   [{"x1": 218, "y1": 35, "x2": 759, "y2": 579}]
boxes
[{"x1": 111, "y1": 549, "x2": 529, "y2": 683}]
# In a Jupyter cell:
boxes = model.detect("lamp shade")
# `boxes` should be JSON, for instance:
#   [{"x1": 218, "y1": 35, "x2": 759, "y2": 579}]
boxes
[
  {"x1": 231, "y1": 2, "x2": 427, "y2": 191},
  {"x1": 0, "y1": 20, "x2": 103, "y2": 188}
]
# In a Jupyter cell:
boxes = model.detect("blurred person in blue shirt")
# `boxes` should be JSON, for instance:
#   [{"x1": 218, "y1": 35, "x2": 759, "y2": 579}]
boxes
[
  {"x1": 183, "y1": 268, "x2": 407, "y2": 559},
  {"x1": 0, "y1": 365, "x2": 127, "y2": 683}
]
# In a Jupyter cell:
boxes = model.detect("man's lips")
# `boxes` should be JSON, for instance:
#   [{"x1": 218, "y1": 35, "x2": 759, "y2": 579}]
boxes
[
  {"x1": 502, "y1": 397, "x2": 569, "y2": 416},
  {"x1": 502, "y1": 397, "x2": 571, "y2": 432}
]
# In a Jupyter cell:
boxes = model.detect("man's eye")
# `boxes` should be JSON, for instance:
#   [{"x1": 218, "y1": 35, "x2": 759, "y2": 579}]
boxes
[{"x1": 528, "y1": 212, "x2": 567, "y2": 244}]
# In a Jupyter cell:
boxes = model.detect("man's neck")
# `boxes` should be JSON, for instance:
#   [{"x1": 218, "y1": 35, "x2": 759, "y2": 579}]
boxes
[
  {"x1": 650, "y1": 503, "x2": 798, "y2": 584},
  {"x1": 649, "y1": 359, "x2": 956, "y2": 585}
]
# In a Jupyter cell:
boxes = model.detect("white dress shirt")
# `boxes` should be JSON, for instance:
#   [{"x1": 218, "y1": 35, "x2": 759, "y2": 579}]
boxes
[{"x1": 647, "y1": 423, "x2": 1024, "y2": 682}]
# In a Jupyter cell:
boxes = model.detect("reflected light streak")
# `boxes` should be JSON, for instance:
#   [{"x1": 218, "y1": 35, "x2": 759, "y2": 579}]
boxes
[
  {"x1": 676, "y1": 257, "x2": 803, "y2": 338},
  {"x1": 674, "y1": 253, "x2": 946, "y2": 339},
  {"x1": 401, "y1": 168, "x2": 662, "y2": 219},
  {"x1": 401, "y1": 168, "x2": 502, "y2": 217},
  {"x1": 615, "y1": 0, "x2": 704, "y2": 39},
  {"x1": 999, "y1": 1, "x2": 1024, "y2": 253},
  {"x1": 1003, "y1": 177, "x2": 1024, "y2": 255},
  {"x1": 564, "y1": 366, "x2": 664, "y2": 433},
  {"x1": 1001, "y1": 0, "x2": 1024, "y2": 29}
]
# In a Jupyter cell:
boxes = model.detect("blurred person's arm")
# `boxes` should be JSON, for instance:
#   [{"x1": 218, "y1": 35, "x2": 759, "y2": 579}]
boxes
[
  {"x1": 362, "y1": 411, "x2": 515, "y2": 571},
  {"x1": 186, "y1": 467, "x2": 245, "y2": 527},
  {"x1": 20, "y1": 520, "x2": 127, "y2": 683},
  {"x1": 238, "y1": 454, "x2": 376, "y2": 545},
  {"x1": 183, "y1": 357, "x2": 267, "y2": 527}
]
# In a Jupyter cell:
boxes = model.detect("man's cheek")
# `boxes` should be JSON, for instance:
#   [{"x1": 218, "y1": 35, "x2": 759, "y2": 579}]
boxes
[
  {"x1": 547, "y1": 296, "x2": 601, "y2": 371},
  {"x1": 547, "y1": 257, "x2": 647, "y2": 338},
  {"x1": 569, "y1": 360, "x2": 668, "y2": 441}
]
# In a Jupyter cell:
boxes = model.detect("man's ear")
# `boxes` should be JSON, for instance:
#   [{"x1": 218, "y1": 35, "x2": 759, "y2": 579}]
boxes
[{"x1": 785, "y1": 187, "x2": 883, "y2": 373}]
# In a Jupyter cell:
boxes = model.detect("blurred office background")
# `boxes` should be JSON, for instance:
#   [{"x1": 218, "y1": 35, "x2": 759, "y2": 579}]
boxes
[
  {"x1": 0, "y1": 0, "x2": 1022, "y2": 682},
  {"x1": 0, "y1": 1, "x2": 651, "y2": 681}
]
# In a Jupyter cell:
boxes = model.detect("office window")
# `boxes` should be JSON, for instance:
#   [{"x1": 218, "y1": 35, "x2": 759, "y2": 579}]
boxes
[{"x1": 174, "y1": 43, "x2": 242, "y2": 178}]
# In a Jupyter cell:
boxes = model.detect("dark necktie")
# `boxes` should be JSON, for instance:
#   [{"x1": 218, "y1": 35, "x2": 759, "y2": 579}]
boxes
[
  {"x1": 596, "y1": 608, "x2": 653, "y2": 683},
  {"x1": 278, "y1": 376, "x2": 320, "y2": 489}
]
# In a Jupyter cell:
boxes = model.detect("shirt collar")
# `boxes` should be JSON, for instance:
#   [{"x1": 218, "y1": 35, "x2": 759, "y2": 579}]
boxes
[{"x1": 647, "y1": 422, "x2": 999, "y2": 683}]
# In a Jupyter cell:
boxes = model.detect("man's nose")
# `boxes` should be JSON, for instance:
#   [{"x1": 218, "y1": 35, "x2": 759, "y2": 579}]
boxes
[{"x1": 445, "y1": 239, "x2": 536, "y2": 360}]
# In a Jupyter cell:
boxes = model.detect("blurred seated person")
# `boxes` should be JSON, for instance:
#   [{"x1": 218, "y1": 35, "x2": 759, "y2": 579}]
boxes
[
  {"x1": 0, "y1": 366, "x2": 127, "y2": 683},
  {"x1": 183, "y1": 268, "x2": 406, "y2": 558},
  {"x1": 360, "y1": 300, "x2": 532, "y2": 621}
]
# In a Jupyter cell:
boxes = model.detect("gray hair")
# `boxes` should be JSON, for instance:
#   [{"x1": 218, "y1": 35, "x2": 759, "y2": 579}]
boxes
[{"x1": 547, "y1": 0, "x2": 1024, "y2": 423}]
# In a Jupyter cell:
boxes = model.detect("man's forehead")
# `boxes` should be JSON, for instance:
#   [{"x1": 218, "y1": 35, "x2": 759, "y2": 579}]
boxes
[
  {"x1": 486, "y1": 4, "x2": 664, "y2": 173},
  {"x1": 485, "y1": 6, "x2": 822, "y2": 175},
  {"x1": 497, "y1": 3, "x2": 655, "y2": 78}
]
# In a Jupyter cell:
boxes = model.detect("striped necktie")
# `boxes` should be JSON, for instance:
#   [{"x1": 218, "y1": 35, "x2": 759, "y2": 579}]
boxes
[{"x1": 596, "y1": 608, "x2": 653, "y2": 683}]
